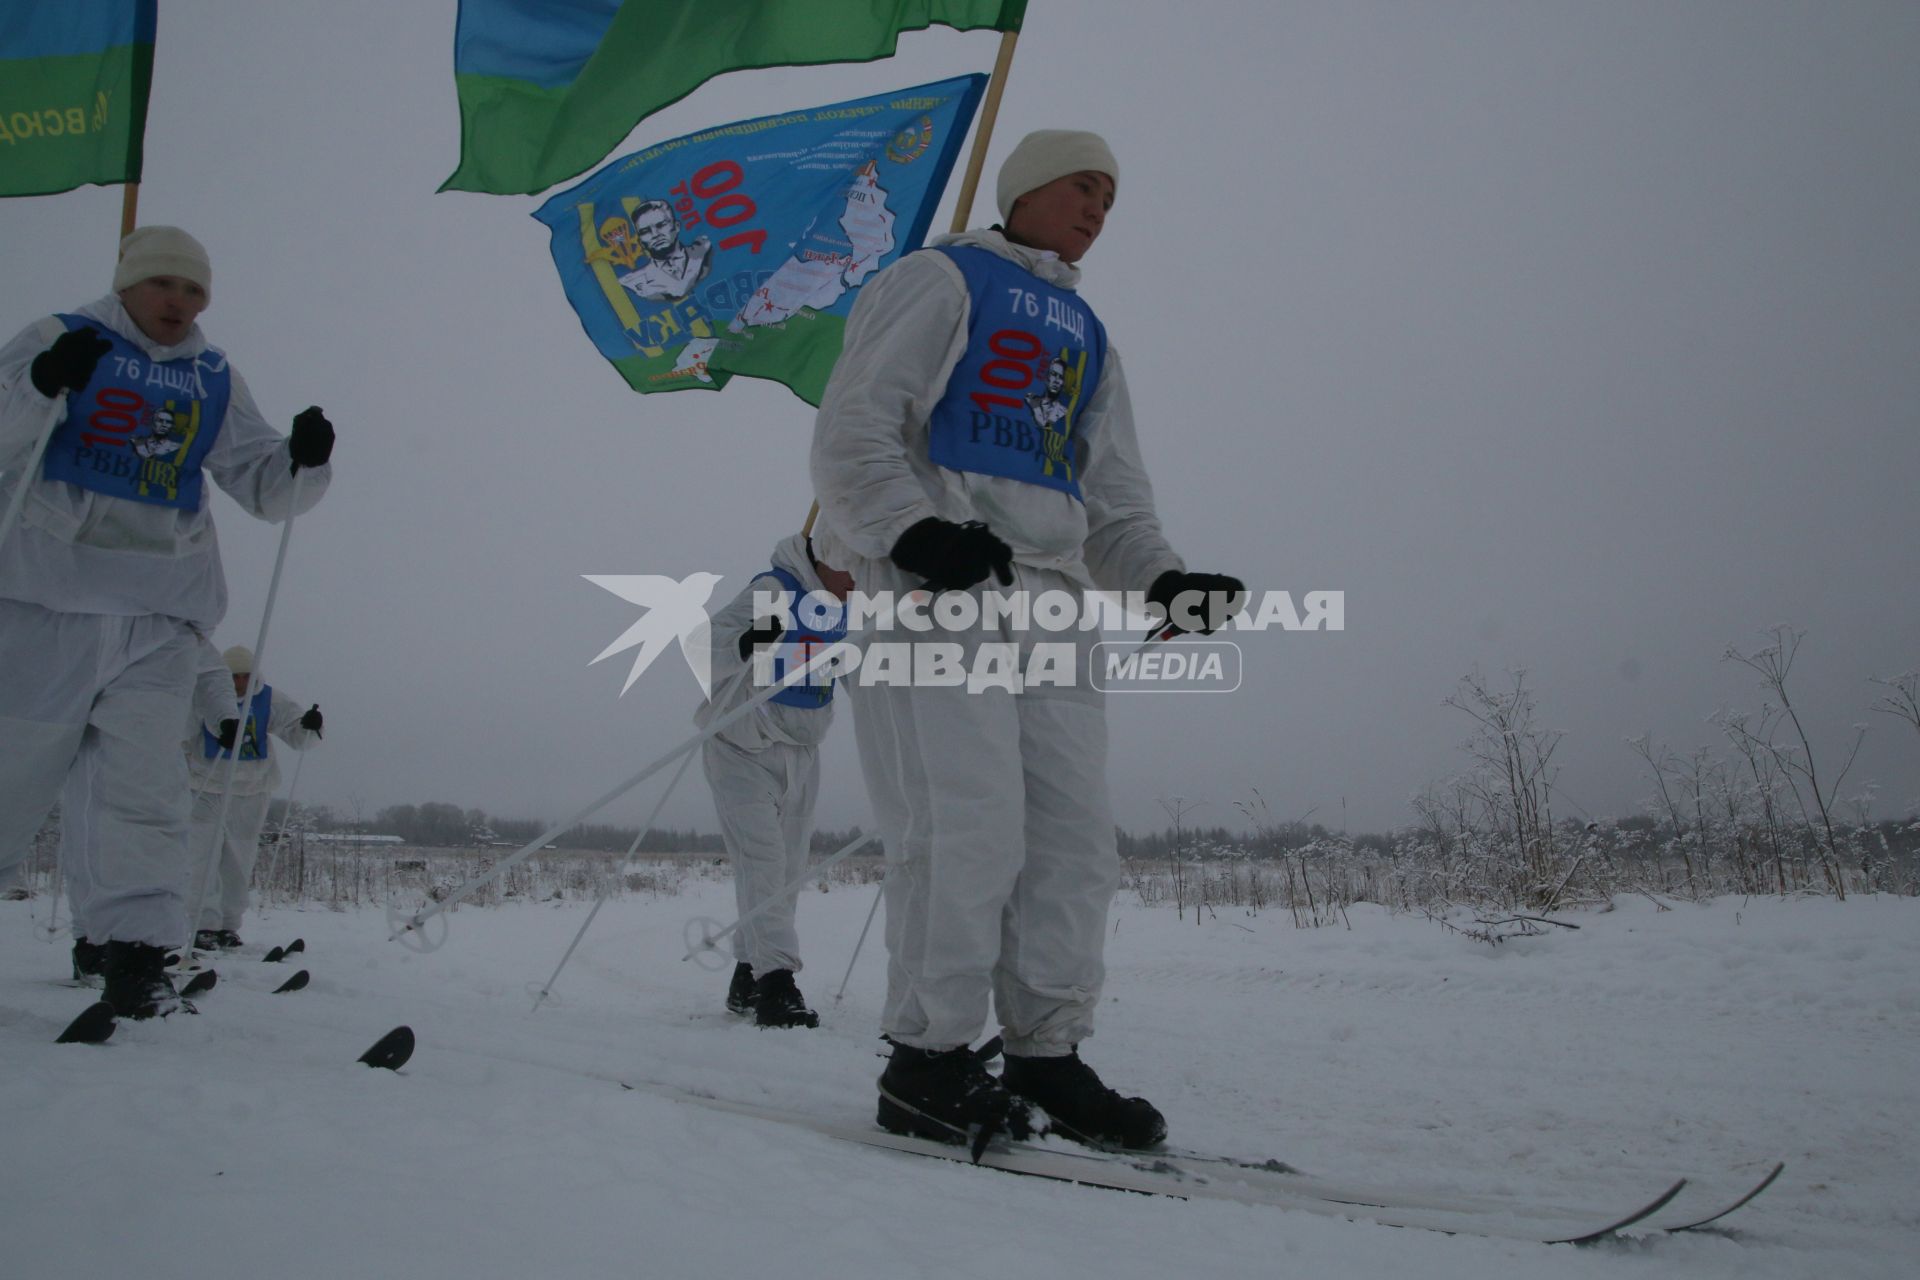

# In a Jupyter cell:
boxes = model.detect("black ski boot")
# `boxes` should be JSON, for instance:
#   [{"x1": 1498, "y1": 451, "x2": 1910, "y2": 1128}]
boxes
[
  {"x1": 725, "y1": 962, "x2": 758, "y2": 1016},
  {"x1": 878, "y1": 1041, "x2": 1034, "y2": 1154},
  {"x1": 752, "y1": 969, "x2": 819, "y2": 1028},
  {"x1": 193, "y1": 929, "x2": 224, "y2": 952},
  {"x1": 103, "y1": 941, "x2": 197, "y2": 1020},
  {"x1": 214, "y1": 929, "x2": 243, "y2": 950},
  {"x1": 1002, "y1": 1048, "x2": 1167, "y2": 1149},
  {"x1": 72, "y1": 938, "x2": 108, "y2": 986}
]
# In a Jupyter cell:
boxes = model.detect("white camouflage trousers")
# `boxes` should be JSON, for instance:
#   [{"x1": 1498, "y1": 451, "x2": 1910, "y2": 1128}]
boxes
[
  {"x1": 704, "y1": 736, "x2": 819, "y2": 975},
  {"x1": 847, "y1": 560, "x2": 1120, "y2": 1058},
  {"x1": 186, "y1": 786, "x2": 271, "y2": 932},
  {"x1": 0, "y1": 599, "x2": 196, "y2": 946}
]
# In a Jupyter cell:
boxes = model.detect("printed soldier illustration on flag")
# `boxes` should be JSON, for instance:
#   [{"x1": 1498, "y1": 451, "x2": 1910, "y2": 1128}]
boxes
[
  {"x1": 615, "y1": 200, "x2": 713, "y2": 303},
  {"x1": 534, "y1": 74, "x2": 987, "y2": 406}
]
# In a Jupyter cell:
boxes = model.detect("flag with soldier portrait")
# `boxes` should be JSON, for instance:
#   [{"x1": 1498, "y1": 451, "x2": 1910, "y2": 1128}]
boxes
[{"x1": 533, "y1": 74, "x2": 986, "y2": 406}]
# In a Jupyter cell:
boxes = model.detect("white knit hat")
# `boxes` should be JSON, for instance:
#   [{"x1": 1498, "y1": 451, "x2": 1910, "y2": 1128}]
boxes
[
  {"x1": 995, "y1": 129, "x2": 1119, "y2": 221},
  {"x1": 112, "y1": 225, "x2": 213, "y2": 302},
  {"x1": 223, "y1": 645, "x2": 253, "y2": 675}
]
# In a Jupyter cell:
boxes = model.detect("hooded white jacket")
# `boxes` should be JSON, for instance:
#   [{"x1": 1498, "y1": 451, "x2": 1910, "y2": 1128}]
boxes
[
  {"x1": 695, "y1": 532, "x2": 840, "y2": 752},
  {"x1": 0, "y1": 295, "x2": 332, "y2": 629},
  {"x1": 809, "y1": 229, "x2": 1182, "y2": 594}
]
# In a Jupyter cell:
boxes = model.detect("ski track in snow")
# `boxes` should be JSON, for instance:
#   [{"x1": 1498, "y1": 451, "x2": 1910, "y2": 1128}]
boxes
[{"x1": 3, "y1": 887, "x2": 1915, "y2": 1279}]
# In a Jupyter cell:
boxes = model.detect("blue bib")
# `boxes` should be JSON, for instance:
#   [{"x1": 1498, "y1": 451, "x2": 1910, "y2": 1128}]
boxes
[
  {"x1": 757, "y1": 566, "x2": 845, "y2": 709},
  {"x1": 924, "y1": 246, "x2": 1106, "y2": 499},
  {"x1": 40, "y1": 316, "x2": 231, "y2": 510},
  {"x1": 203, "y1": 686, "x2": 271, "y2": 762}
]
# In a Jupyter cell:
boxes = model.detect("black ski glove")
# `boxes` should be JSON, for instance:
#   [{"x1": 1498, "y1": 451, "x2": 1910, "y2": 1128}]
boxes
[
  {"x1": 288, "y1": 406, "x2": 334, "y2": 473},
  {"x1": 29, "y1": 327, "x2": 113, "y2": 398},
  {"x1": 737, "y1": 619, "x2": 785, "y2": 661},
  {"x1": 299, "y1": 705, "x2": 324, "y2": 737},
  {"x1": 1147, "y1": 570, "x2": 1248, "y2": 637},
  {"x1": 889, "y1": 517, "x2": 1014, "y2": 593},
  {"x1": 216, "y1": 719, "x2": 239, "y2": 750}
]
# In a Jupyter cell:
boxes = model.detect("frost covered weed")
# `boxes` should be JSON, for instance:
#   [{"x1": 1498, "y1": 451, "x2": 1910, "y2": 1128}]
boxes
[
  {"x1": 1119, "y1": 648, "x2": 1920, "y2": 929},
  {"x1": 5, "y1": 815, "x2": 900, "y2": 914},
  {"x1": 202, "y1": 843, "x2": 892, "y2": 912},
  {"x1": 9, "y1": 817, "x2": 1908, "y2": 926},
  {"x1": 1120, "y1": 811, "x2": 1918, "y2": 923}
]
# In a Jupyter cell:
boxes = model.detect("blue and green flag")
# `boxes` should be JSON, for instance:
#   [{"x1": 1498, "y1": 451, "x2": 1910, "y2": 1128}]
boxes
[
  {"x1": 445, "y1": 0, "x2": 1024, "y2": 195},
  {"x1": 0, "y1": 0, "x2": 155, "y2": 197},
  {"x1": 534, "y1": 74, "x2": 986, "y2": 407}
]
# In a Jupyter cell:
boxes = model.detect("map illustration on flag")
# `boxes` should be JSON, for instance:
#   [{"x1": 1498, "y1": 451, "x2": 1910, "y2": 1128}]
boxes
[{"x1": 533, "y1": 74, "x2": 987, "y2": 406}]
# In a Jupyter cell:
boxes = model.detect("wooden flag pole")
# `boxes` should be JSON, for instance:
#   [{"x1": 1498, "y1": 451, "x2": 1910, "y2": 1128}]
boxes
[
  {"x1": 800, "y1": 28, "x2": 1022, "y2": 540},
  {"x1": 120, "y1": 182, "x2": 139, "y2": 239},
  {"x1": 947, "y1": 29, "x2": 1020, "y2": 233}
]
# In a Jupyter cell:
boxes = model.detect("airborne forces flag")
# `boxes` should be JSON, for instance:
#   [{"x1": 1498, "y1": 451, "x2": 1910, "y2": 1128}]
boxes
[
  {"x1": 445, "y1": 0, "x2": 1024, "y2": 195},
  {"x1": 533, "y1": 74, "x2": 987, "y2": 407},
  {"x1": 0, "y1": 0, "x2": 156, "y2": 197}
]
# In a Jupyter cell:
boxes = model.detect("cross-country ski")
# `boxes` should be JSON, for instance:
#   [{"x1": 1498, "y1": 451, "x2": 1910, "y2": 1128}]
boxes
[
  {"x1": 358, "y1": 1025, "x2": 415, "y2": 1071},
  {"x1": 54, "y1": 1000, "x2": 116, "y2": 1045}
]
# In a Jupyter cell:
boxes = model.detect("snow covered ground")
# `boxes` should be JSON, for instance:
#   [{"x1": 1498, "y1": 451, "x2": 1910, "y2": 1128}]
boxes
[{"x1": 3, "y1": 879, "x2": 1915, "y2": 1279}]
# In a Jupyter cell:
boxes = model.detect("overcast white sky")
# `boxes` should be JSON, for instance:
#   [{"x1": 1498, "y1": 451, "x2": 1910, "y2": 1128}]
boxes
[{"x1": 4, "y1": 0, "x2": 1916, "y2": 837}]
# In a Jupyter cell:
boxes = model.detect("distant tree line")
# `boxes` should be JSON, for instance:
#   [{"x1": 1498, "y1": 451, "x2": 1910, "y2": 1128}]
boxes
[
  {"x1": 272, "y1": 801, "x2": 881, "y2": 857},
  {"x1": 267, "y1": 793, "x2": 1569, "y2": 861},
  {"x1": 277, "y1": 795, "x2": 1432, "y2": 861},
  {"x1": 269, "y1": 800, "x2": 722, "y2": 853}
]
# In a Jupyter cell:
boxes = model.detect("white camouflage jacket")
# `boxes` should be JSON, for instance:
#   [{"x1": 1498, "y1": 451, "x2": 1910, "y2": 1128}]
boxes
[
  {"x1": 695, "y1": 532, "x2": 840, "y2": 752},
  {"x1": 809, "y1": 228, "x2": 1182, "y2": 595},
  {"x1": 184, "y1": 640, "x2": 317, "y2": 796},
  {"x1": 0, "y1": 295, "x2": 332, "y2": 628}
]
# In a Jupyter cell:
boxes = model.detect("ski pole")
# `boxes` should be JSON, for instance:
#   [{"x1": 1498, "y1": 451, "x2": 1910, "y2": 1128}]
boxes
[
  {"x1": 1128, "y1": 621, "x2": 1178, "y2": 659},
  {"x1": 1129, "y1": 583, "x2": 1249, "y2": 656},
  {"x1": 391, "y1": 637, "x2": 858, "y2": 943},
  {"x1": 533, "y1": 667, "x2": 764, "y2": 1005},
  {"x1": 184, "y1": 470, "x2": 305, "y2": 959},
  {"x1": 529, "y1": 662, "x2": 757, "y2": 1009},
  {"x1": 680, "y1": 829, "x2": 876, "y2": 965},
  {"x1": 528, "y1": 734, "x2": 703, "y2": 1011},
  {"x1": 256, "y1": 746, "x2": 311, "y2": 916},
  {"x1": 41, "y1": 852, "x2": 65, "y2": 941},
  {"x1": 0, "y1": 394, "x2": 66, "y2": 557},
  {"x1": 834, "y1": 877, "x2": 886, "y2": 1003},
  {"x1": 19, "y1": 831, "x2": 64, "y2": 941}
]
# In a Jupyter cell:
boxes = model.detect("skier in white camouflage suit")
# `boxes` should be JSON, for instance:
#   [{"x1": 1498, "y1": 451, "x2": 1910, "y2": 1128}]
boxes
[
  {"x1": 810, "y1": 131, "x2": 1244, "y2": 1149},
  {"x1": 0, "y1": 226, "x2": 335, "y2": 1025},
  {"x1": 698, "y1": 532, "x2": 853, "y2": 1028},
  {"x1": 183, "y1": 640, "x2": 322, "y2": 953}
]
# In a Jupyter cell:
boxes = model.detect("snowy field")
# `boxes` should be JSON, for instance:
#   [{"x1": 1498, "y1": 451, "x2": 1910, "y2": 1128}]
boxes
[{"x1": 2, "y1": 880, "x2": 1915, "y2": 1280}]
